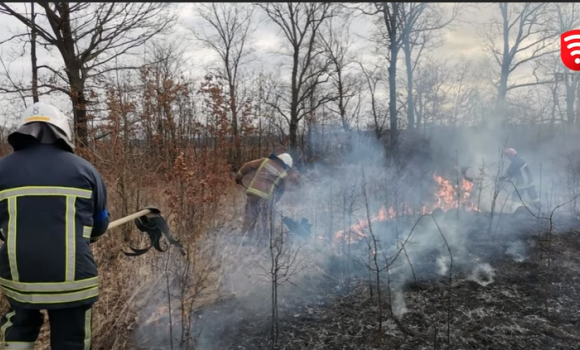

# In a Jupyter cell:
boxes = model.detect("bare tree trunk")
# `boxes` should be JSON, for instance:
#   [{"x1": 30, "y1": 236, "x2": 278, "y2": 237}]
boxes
[
  {"x1": 383, "y1": 2, "x2": 399, "y2": 151},
  {"x1": 290, "y1": 45, "x2": 300, "y2": 155},
  {"x1": 577, "y1": 82, "x2": 580, "y2": 130},
  {"x1": 30, "y1": 2, "x2": 38, "y2": 103},
  {"x1": 229, "y1": 80, "x2": 241, "y2": 167},
  {"x1": 495, "y1": 11, "x2": 510, "y2": 125},
  {"x1": 69, "y1": 74, "x2": 89, "y2": 147},
  {"x1": 550, "y1": 85, "x2": 557, "y2": 134},
  {"x1": 565, "y1": 73, "x2": 578, "y2": 126},
  {"x1": 383, "y1": 2, "x2": 400, "y2": 152},
  {"x1": 403, "y1": 33, "x2": 414, "y2": 129}
]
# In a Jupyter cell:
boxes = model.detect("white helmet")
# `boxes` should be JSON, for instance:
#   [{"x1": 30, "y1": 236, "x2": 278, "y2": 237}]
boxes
[
  {"x1": 18, "y1": 102, "x2": 72, "y2": 142},
  {"x1": 278, "y1": 153, "x2": 293, "y2": 168}
]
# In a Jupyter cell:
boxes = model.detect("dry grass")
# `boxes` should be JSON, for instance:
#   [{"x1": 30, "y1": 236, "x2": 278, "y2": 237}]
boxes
[{"x1": 0, "y1": 175, "x2": 242, "y2": 349}]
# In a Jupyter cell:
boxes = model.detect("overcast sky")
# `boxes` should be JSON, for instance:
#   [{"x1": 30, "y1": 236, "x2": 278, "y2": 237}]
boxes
[{"x1": 0, "y1": 3, "x2": 563, "y2": 122}]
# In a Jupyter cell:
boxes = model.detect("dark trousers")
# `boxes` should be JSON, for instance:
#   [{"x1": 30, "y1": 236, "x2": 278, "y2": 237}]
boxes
[
  {"x1": 1, "y1": 303, "x2": 92, "y2": 350},
  {"x1": 242, "y1": 194, "x2": 273, "y2": 241}
]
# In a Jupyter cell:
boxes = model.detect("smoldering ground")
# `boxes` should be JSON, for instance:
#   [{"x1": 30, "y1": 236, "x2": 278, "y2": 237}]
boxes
[{"x1": 132, "y1": 130, "x2": 580, "y2": 349}]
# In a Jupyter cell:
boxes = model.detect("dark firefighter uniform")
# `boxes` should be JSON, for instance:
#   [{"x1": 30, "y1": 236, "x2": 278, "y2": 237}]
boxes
[
  {"x1": 500, "y1": 151, "x2": 540, "y2": 209},
  {"x1": 0, "y1": 103, "x2": 109, "y2": 350},
  {"x1": 235, "y1": 154, "x2": 290, "y2": 239}
]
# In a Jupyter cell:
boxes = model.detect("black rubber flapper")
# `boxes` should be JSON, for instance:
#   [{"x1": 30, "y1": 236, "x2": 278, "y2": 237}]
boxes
[
  {"x1": 123, "y1": 206, "x2": 186, "y2": 257},
  {"x1": 282, "y1": 216, "x2": 312, "y2": 238}
]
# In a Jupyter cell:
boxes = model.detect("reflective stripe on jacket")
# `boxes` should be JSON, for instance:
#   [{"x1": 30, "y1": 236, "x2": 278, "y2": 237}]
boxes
[
  {"x1": 236, "y1": 154, "x2": 289, "y2": 200},
  {"x1": 0, "y1": 143, "x2": 109, "y2": 309}
]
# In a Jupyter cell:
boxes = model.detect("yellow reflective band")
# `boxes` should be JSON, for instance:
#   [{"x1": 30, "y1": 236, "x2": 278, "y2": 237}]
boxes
[
  {"x1": 66, "y1": 196, "x2": 77, "y2": 282},
  {"x1": 247, "y1": 159, "x2": 270, "y2": 197},
  {"x1": 0, "y1": 186, "x2": 90, "y2": 283},
  {"x1": 82, "y1": 226, "x2": 92, "y2": 239},
  {"x1": 1, "y1": 286, "x2": 99, "y2": 304},
  {"x1": 247, "y1": 159, "x2": 284, "y2": 199},
  {"x1": 1, "y1": 310, "x2": 15, "y2": 347},
  {"x1": 24, "y1": 115, "x2": 51, "y2": 123},
  {"x1": 0, "y1": 277, "x2": 98, "y2": 293},
  {"x1": 246, "y1": 159, "x2": 288, "y2": 199},
  {"x1": 0, "y1": 342, "x2": 35, "y2": 349},
  {"x1": 83, "y1": 308, "x2": 92, "y2": 350},
  {"x1": 7, "y1": 198, "x2": 18, "y2": 282},
  {"x1": 246, "y1": 188, "x2": 269, "y2": 198},
  {"x1": 0, "y1": 186, "x2": 92, "y2": 200}
]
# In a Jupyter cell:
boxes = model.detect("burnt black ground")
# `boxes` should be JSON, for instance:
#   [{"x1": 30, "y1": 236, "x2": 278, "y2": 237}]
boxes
[
  {"x1": 184, "y1": 211, "x2": 580, "y2": 350},
  {"x1": 134, "y1": 211, "x2": 580, "y2": 350}
]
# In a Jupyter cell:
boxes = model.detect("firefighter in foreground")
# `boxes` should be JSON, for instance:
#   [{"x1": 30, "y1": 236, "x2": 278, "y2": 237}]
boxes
[
  {"x1": 0, "y1": 102, "x2": 110, "y2": 349},
  {"x1": 499, "y1": 148, "x2": 541, "y2": 210},
  {"x1": 235, "y1": 153, "x2": 293, "y2": 241}
]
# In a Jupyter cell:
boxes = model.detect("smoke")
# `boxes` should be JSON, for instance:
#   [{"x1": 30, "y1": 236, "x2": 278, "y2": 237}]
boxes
[
  {"x1": 133, "y1": 128, "x2": 580, "y2": 349},
  {"x1": 505, "y1": 240, "x2": 528, "y2": 262},
  {"x1": 468, "y1": 263, "x2": 495, "y2": 287}
]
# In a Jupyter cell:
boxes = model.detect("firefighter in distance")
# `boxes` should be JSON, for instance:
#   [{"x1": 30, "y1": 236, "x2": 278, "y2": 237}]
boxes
[
  {"x1": 499, "y1": 148, "x2": 541, "y2": 210},
  {"x1": 235, "y1": 153, "x2": 293, "y2": 240}
]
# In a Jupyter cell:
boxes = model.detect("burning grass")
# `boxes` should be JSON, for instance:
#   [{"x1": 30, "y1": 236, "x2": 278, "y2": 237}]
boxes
[
  {"x1": 0, "y1": 148, "x2": 576, "y2": 350},
  {"x1": 334, "y1": 173, "x2": 480, "y2": 243},
  {"x1": 154, "y1": 165, "x2": 580, "y2": 350}
]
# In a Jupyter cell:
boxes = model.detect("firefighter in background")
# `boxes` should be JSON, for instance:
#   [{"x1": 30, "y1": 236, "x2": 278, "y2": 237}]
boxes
[
  {"x1": 499, "y1": 148, "x2": 541, "y2": 209},
  {"x1": 235, "y1": 153, "x2": 293, "y2": 240},
  {"x1": 0, "y1": 102, "x2": 110, "y2": 349}
]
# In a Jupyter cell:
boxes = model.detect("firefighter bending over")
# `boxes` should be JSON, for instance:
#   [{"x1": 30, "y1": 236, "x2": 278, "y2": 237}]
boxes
[
  {"x1": 235, "y1": 153, "x2": 293, "y2": 240},
  {"x1": 499, "y1": 148, "x2": 540, "y2": 209},
  {"x1": 0, "y1": 102, "x2": 110, "y2": 350}
]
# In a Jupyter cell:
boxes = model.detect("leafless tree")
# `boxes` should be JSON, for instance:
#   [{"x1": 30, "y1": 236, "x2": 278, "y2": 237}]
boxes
[
  {"x1": 446, "y1": 58, "x2": 485, "y2": 127},
  {"x1": 320, "y1": 14, "x2": 361, "y2": 132},
  {"x1": 192, "y1": 3, "x2": 256, "y2": 169},
  {"x1": 535, "y1": 53, "x2": 566, "y2": 130},
  {"x1": 0, "y1": 2, "x2": 176, "y2": 147},
  {"x1": 355, "y1": 3, "x2": 403, "y2": 150},
  {"x1": 358, "y1": 61, "x2": 387, "y2": 138},
  {"x1": 400, "y1": 3, "x2": 458, "y2": 129},
  {"x1": 413, "y1": 58, "x2": 452, "y2": 127},
  {"x1": 482, "y1": 3, "x2": 559, "y2": 124},
  {"x1": 354, "y1": 2, "x2": 413, "y2": 150},
  {"x1": 255, "y1": 2, "x2": 338, "y2": 161},
  {"x1": 29, "y1": 2, "x2": 38, "y2": 103},
  {"x1": 0, "y1": 54, "x2": 29, "y2": 107}
]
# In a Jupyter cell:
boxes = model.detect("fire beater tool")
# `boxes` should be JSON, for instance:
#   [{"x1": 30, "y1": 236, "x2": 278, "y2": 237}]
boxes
[
  {"x1": 282, "y1": 216, "x2": 312, "y2": 238},
  {"x1": 238, "y1": 181, "x2": 311, "y2": 237},
  {"x1": 106, "y1": 205, "x2": 186, "y2": 257}
]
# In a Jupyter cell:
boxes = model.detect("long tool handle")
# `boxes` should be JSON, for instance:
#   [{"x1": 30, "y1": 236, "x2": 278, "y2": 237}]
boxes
[{"x1": 106, "y1": 209, "x2": 152, "y2": 231}]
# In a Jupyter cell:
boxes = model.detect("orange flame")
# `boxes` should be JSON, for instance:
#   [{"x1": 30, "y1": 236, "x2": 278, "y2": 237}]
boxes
[{"x1": 334, "y1": 173, "x2": 479, "y2": 243}]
